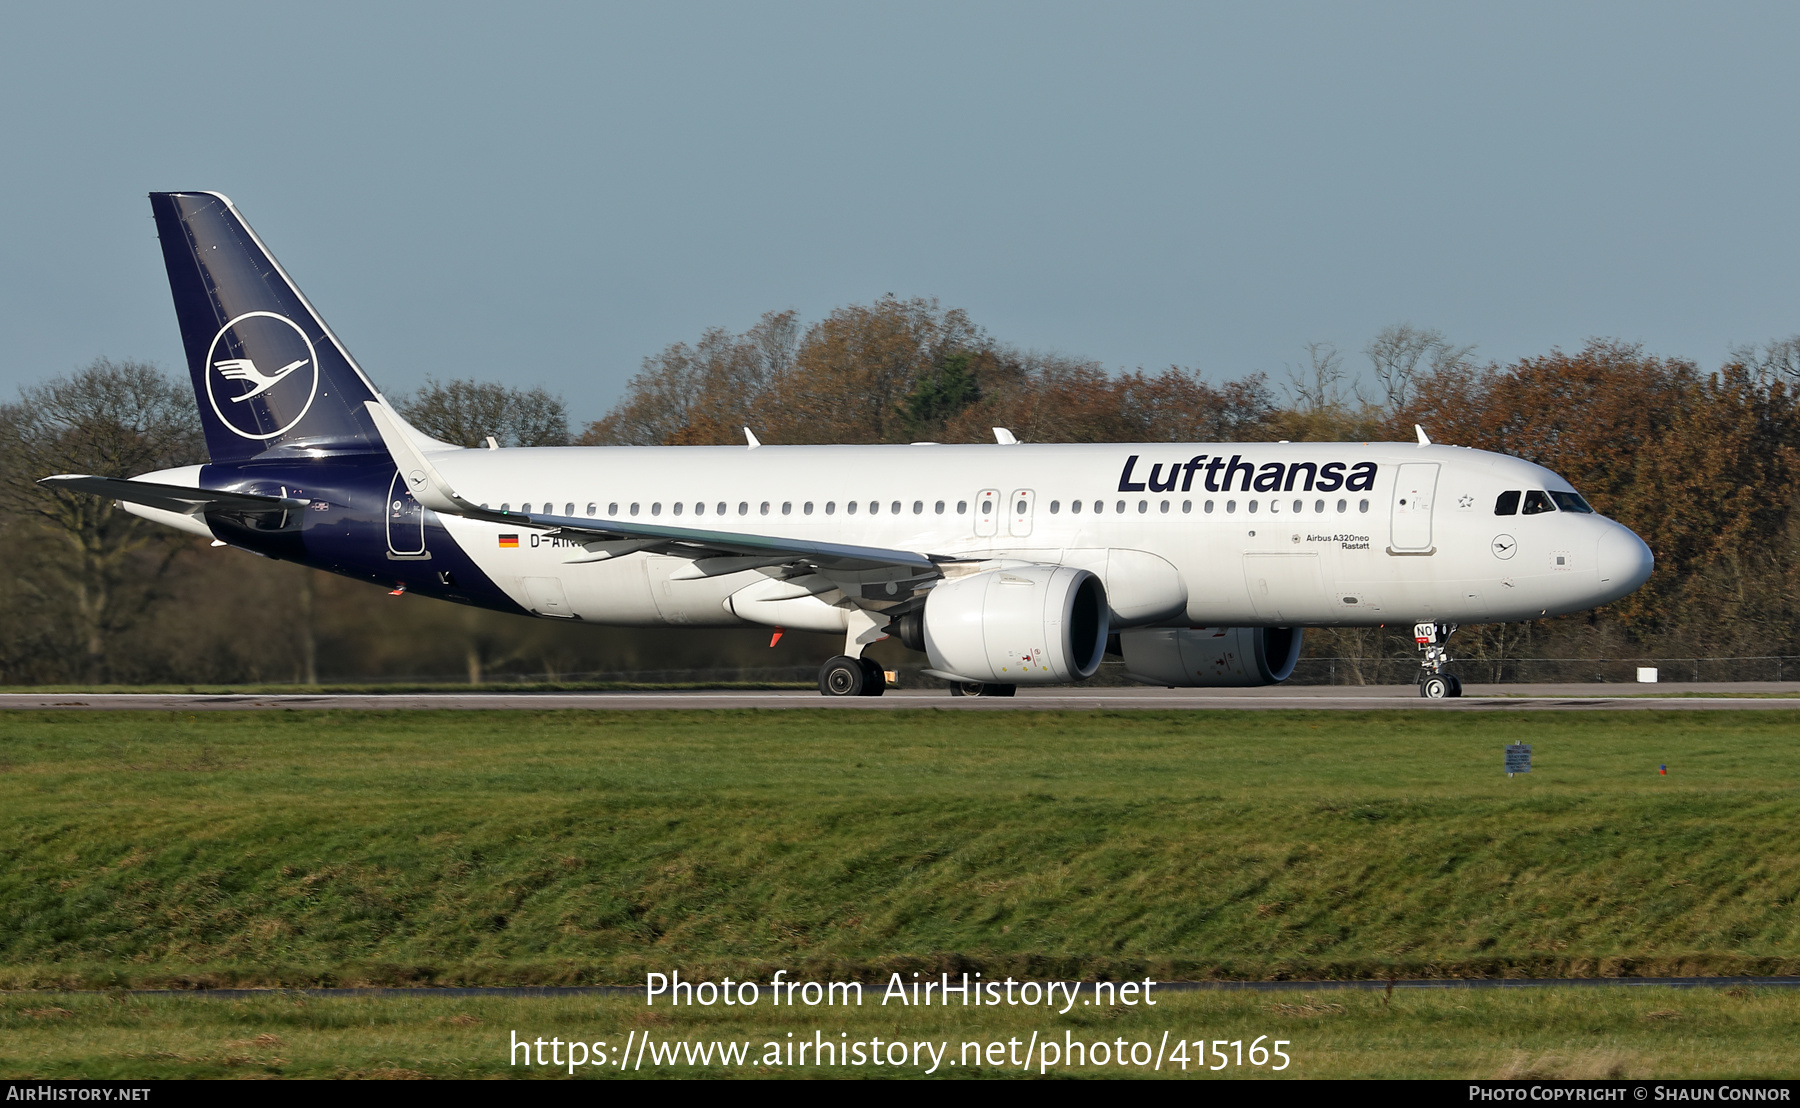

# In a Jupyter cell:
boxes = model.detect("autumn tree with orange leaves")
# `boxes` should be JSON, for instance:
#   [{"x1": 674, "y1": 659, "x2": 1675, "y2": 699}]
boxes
[{"x1": 4, "y1": 293, "x2": 1800, "y2": 684}]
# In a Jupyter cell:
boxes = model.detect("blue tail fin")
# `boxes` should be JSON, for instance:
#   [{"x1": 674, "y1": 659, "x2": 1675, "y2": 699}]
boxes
[{"x1": 150, "y1": 192, "x2": 386, "y2": 463}]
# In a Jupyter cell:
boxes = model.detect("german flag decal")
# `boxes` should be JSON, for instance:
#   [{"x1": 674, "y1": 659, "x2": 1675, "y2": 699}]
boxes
[{"x1": 498, "y1": 534, "x2": 520, "y2": 548}]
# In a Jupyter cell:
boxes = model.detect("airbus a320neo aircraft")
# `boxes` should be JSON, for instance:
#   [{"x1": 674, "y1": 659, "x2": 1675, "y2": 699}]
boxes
[{"x1": 44, "y1": 193, "x2": 1655, "y2": 698}]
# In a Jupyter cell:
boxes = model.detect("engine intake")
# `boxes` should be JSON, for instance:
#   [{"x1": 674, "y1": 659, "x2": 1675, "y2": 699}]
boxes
[
  {"x1": 1119, "y1": 626, "x2": 1303, "y2": 687},
  {"x1": 918, "y1": 566, "x2": 1108, "y2": 684}
]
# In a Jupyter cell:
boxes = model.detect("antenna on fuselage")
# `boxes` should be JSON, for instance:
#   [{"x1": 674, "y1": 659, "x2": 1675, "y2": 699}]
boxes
[
  {"x1": 993, "y1": 428, "x2": 1018, "y2": 445},
  {"x1": 745, "y1": 428, "x2": 762, "y2": 449},
  {"x1": 1415, "y1": 424, "x2": 1432, "y2": 447}
]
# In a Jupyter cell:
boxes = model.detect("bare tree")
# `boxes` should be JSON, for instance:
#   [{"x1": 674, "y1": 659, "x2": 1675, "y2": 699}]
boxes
[
  {"x1": 1286, "y1": 341, "x2": 1350, "y2": 413},
  {"x1": 399, "y1": 379, "x2": 570, "y2": 447},
  {"x1": 0, "y1": 359, "x2": 204, "y2": 680},
  {"x1": 1729, "y1": 336, "x2": 1800, "y2": 387},
  {"x1": 1365, "y1": 324, "x2": 1473, "y2": 410}
]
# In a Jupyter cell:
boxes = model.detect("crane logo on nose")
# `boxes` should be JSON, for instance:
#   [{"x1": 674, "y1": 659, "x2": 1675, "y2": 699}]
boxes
[{"x1": 1491, "y1": 534, "x2": 1517, "y2": 560}]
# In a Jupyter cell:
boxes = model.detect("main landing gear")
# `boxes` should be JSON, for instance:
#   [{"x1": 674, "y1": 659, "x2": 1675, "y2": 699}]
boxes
[
  {"x1": 818, "y1": 655, "x2": 887, "y2": 697},
  {"x1": 1413, "y1": 621, "x2": 1462, "y2": 698},
  {"x1": 948, "y1": 681, "x2": 1015, "y2": 697}
]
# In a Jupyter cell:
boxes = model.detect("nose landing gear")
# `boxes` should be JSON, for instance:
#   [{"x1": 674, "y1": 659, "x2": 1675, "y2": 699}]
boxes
[{"x1": 1413, "y1": 621, "x2": 1462, "y2": 698}]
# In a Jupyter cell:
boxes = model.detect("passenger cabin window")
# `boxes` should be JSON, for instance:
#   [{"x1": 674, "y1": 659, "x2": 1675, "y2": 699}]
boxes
[
  {"x1": 934, "y1": 500, "x2": 945, "y2": 514},
  {"x1": 717, "y1": 502, "x2": 727, "y2": 515},
  {"x1": 586, "y1": 503, "x2": 597, "y2": 516},
  {"x1": 1522, "y1": 490, "x2": 1555, "y2": 515},
  {"x1": 1549, "y1": 491, "x2": 1594, "y2": 514},
  {"x1": 565, "y1": 502, "x2": 575, "y2": 515},
  {"x1": 1495, "y1": 490, "x2": 1521, "y2": 516},
  {"x1": 957, "y1": 501, "x2": 967, "y2": 514},
  {"x1": 913, "y1": 501, "x2": 924, "y2": 514},
  {"x1": 1071, "y1": 500, "x2": 1082, "y2": 514},
  {"x1": 1049, "y1": 500, "x2": 1060, "y2": 513},
  {"x1": 608, "y1": 502, "x2": 619, "y2": 515}
]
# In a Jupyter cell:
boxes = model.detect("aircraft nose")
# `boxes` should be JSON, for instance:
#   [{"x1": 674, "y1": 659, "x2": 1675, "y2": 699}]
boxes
[{"x1": 1597, "y1": 524, "x2": 1654, "y2": 597}]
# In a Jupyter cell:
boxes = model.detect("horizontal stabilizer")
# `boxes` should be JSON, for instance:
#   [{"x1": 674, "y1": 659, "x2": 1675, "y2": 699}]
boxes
[{"x1": 39, "y1": 474, "x2": 309, "y2": 516}]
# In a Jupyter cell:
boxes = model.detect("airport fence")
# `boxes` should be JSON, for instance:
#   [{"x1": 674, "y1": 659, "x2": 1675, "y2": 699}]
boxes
[
  {"x1": 260, "y1": 657, "x2": 1800, "y2": 688},
  {"x1": 1285, "y1": 656, "x2": 1800, "y2": 686}
]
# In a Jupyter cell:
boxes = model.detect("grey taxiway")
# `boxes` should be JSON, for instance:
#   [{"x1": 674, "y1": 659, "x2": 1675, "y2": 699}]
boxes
[{"x1": 4, "y1": 683, "x2": 1800, "y2": 711}]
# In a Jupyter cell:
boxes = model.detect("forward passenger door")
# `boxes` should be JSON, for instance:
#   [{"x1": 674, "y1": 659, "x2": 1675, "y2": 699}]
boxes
[{"x1": 1389, "y1": 463, "x2": 1439, "y2": 553}]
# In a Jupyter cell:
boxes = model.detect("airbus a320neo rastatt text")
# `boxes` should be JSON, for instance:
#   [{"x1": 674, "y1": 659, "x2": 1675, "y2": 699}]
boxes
[{"x1": 44, "y1": 193, "x2": 1655, "y2": 697}]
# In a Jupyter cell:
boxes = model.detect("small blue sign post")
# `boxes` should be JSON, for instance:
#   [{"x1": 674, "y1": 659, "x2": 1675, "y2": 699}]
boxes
[{"x1": 1505, "y1": 743, "x2": 1532, "y2": 777}]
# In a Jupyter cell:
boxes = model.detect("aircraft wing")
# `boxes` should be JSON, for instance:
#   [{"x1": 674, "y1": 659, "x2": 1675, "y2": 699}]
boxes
[
  {"x1": 363, "y1": 401, "x2": 948, "y2": 576},
  {"x1": 475, "y1": 507, "x2": 944, "y2": 574},
  {"x1": 38, "y1": 474, "x2": 310, "y2": 515}
]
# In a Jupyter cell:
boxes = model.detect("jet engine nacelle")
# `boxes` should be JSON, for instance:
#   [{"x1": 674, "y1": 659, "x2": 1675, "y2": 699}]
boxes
[
  {"x1": 912, "y1": 566, "x2": 1109, "y2": 685},
  {"x1": 1119, "y1": 626, "x2": 1304, "y2": 687}
]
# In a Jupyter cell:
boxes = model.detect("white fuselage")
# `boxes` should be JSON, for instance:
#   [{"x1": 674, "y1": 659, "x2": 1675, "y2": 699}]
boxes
[{"x1": 422, "y1": 440, "x2": 1652, "y2": 631}]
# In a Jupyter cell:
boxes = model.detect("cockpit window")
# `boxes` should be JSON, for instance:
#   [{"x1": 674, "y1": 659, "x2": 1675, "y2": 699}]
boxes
[
  {"x1": 1521, "y1": 490, "x2": 1555, "y2": 515},
  {"x1": 1549, "y1": 490, "x2": 1594, "y2": 514},
  {"x1": 1494, "y1": 490, "x2": 1520, "y2": 516}
]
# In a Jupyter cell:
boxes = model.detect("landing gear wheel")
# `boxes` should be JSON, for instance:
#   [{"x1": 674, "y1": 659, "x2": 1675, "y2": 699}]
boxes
[
  {"x1": 1420, "y1": 675, "x2": 1451, "y2": 699},
  {"x1": 949, "y1": 681, "x2": 1016, "y2": 697},
  {"x1": 818, "y1": 655, "x2": 866, "y2": 697},
  {"x1": 1446, "y1": 674, "x2": 1463, "y2": 698},
  {"x1": 858, "y1": 657, "x2": 887, "y2": 696}
]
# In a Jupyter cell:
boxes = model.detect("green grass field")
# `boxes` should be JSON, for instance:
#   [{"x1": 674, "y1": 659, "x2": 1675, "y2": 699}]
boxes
[
  {"x1": 3, "y1": 708, "x2": 1799, "y2": 989},
  {"x1": 6, "y1": 986, "x2": 1800, "y2": 1079}
]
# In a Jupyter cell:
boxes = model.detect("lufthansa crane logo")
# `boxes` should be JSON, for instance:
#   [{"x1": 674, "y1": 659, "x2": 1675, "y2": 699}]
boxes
[{"x1": 204, "y1": 312, "x2": 320, "y2": 440}]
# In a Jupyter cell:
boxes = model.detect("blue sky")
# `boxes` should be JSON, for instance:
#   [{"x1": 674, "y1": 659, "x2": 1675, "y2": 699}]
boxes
[{"x1": 1, "y1": 2, "x2": 1796, "y2": 424}]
